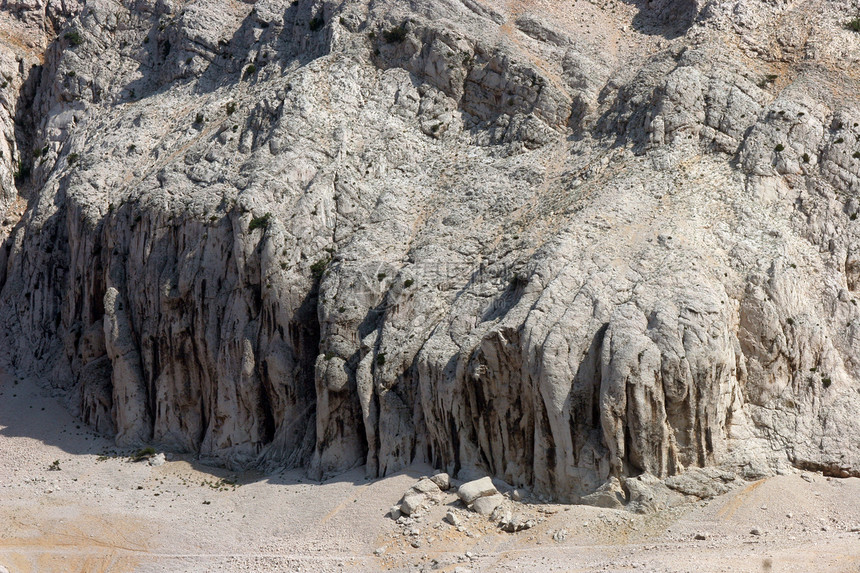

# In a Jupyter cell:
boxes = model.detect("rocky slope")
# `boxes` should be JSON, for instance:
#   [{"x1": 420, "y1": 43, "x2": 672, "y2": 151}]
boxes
[{"x1": 1, "y1": 0, "x2": 860, "y2": 505}]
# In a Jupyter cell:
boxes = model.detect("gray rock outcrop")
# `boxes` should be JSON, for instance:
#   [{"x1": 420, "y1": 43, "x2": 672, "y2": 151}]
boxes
[{"x1": 0, "y1": 0, "x2": 859, "y2": 505}]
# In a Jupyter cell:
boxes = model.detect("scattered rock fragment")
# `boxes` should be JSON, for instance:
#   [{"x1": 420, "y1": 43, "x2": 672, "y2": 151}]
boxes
[{"x1": 500, "y1": 514, "x2": 536, "y2": 533}]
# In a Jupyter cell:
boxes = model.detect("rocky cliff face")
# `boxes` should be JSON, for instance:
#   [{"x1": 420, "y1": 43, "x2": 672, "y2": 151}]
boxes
[{"x1": 1, "y1": 0, "x2": 860, "y2": 503}]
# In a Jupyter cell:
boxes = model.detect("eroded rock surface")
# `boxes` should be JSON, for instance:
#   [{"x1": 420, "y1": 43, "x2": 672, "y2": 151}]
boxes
[{"x1": 0, "y1": 0, "x2": 859, "y2": 503}]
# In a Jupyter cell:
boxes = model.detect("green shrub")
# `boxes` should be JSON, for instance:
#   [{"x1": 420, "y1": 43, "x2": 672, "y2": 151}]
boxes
[
  {"x1": 309, "y1": 16, "x2": 324, "y2": 31},
  {"x1": 68, "y1": 152, "x2": 79, "y2": 165},
  {"x1": 243, "y1": 64, "x2": 257, "y2": 79},
  {"x1": 226, "y1": 101, "x2": 237, "y2": 115},
  {"x1": 376, "y1": 352, "x2": 386, "y2": 366},
  {"x1": 853, "y1": 151, "x2": 860, "y2": 159},
  {"x1": 774, "y1": 144, "x2": 785, "y2": 152},
  {"x1": 822, "y1": 377, "x2": 832, "y2": 388},
  {"x1": 310, "y1": 257, "x2": 329, "y2": 278},
  {"x1": 847, "y1": 17, "x2": 860, "y2": 32},
  {"x1": 757, "y1": 74, "x2": 778, "y2": 88},
  {"x1": 248, "y1": 213, "x2": 272, "y2": 232},
  {"x1": 65, "y1": 30, "x2": 84, "y2": 46},
  {"x1": 194, "y1": 112, "x2": 204, "y2": 124},
  {"x1": 383, "y1": 24, "x2": 407, "y2": 43},
  {"x1": 403, "y1": 278, "x2": 414, "y2": 288},
  {"x1": 48, "y1": 460, "x2": 61, "y2": 471},
  {"x1": 802, "y1": 152, "x2": 810, "y2": 163},
  {"x1": 132, "y1": 447, "x2": 156, "y2": 461},
  {"x1": 13, "y1": 161, "x2": 29, "y2": 181}
]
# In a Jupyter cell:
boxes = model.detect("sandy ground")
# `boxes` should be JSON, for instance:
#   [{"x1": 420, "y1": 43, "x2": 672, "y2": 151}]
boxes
[{"x1": 1, "y1": 376, "x2": 859, "y2": 573}]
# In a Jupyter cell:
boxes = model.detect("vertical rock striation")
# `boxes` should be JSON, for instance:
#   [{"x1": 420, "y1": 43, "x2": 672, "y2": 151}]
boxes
[{"x1": 0, "y1": 0, "x2": 858, "y2": 502}]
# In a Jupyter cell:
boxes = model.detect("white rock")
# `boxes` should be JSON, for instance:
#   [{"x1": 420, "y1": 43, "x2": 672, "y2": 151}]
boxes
[
  {"x1": 429, "y1": 473, "x2": 450, "y2": 490},
  {"x1": 458, "y1": 477, "x2": 498, "y2": 504},
  {"x1": 412, "y1": 478, "x2": 441, "y2": 495},
  {"x1": 470, "y1": 494, "x2": 505, "y2": 515},
  {"x1": 400, "y1": 491, "x2": 426, "y2": 516}
]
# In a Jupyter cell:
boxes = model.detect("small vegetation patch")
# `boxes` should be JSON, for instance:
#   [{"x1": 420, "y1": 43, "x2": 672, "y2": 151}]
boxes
[
  {"x1": 310, "y1": 256, "x2": 330, "y2": 278},
  {"x1": 243, "y1": 64, "x2": 257, "y2": 80},
  {"x1": 65, "y1": 30, "x2": 84, "y2": 46},
  {"x1": 309, "y1": 16, "x2": 325, "y2": 31},
  {"x1": 13, "y1": 161, "x2": 29, "y2": 181},
  {"x1": 47, "y1": 460, "x2": 61, "y2": 471},
  {"x1": 774, "y1": 143, "x2": 785, "y2": 152},
  {"x1": 757, "y1": 74, "x2": 778, "y2": 88},
  {"x1": 248, "y1": 213, "x2": 272, "y2": 232},
  {"x1": 226, "y1": 101, "x2": 237, "y2": 115},
  {"x1": 200, "y1": 477, "x2": 239, "y2": 491},
  {"x1": 132, "y1": 447, "x2": 156, "y2": 462},
  {"x1": 847, "y1": 17, "x2": 860, "y2": 32},
  {"x1": 383, "y1": 24, "x2": 407, "y2": 43}
]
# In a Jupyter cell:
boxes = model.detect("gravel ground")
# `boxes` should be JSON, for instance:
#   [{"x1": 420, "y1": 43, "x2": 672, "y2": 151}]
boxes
[{"x1": 1, "y1": 375, "x2": 859, "y2": 573}]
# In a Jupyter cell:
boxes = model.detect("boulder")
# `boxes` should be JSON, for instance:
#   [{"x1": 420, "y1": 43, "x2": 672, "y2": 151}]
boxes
[
  {"x1": 458, "y1": 477, "x2": 498, "y2": 504},
  {"x1": 471, "y1": 494, "x2": 505, "y2": 515},
  {"x1": 400, "y1": 491, "x2": 426, "y2": 516},
  {"x1": 580, "y1": 477, "x2": 626, "y2": 509},
  {"x1": 430, "y1": 473, "x2": 450, "y2": 490},
  {"x1": 413, "y1": 478, "x2": 441, "y2": 494}
]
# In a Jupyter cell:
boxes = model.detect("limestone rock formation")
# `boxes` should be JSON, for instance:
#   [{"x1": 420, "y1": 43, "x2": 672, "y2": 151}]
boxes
[{"x1": 1, "y1": 0, "x2": 859, "y2": 505}]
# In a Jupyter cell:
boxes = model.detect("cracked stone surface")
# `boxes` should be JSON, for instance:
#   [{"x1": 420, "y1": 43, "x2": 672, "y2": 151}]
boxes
[{"x1": 0, "y1": 0, "x2": 859, "y2": 504}]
